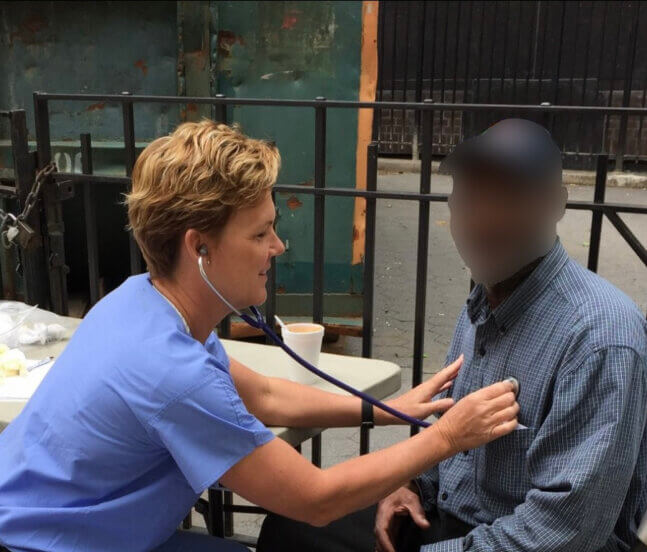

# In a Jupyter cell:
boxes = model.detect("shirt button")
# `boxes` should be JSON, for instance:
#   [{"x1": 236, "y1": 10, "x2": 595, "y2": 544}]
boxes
[
  {"x1": 441, "y1": 492, "x2": 448, "y2": 501},
  {"x1": 463, "y1": 450, "x2": 469, "y2": 456}
]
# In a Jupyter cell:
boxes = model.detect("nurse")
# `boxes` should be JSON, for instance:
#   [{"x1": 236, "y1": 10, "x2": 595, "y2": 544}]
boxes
[{"x1": 0, "y1": 121, "x2": 519, "y2": 552}]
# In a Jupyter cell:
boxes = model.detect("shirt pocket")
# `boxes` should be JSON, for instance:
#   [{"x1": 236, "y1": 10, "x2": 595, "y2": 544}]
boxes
[{"x1": 475, "y1": 426, "x2": 535, "y2": 518}]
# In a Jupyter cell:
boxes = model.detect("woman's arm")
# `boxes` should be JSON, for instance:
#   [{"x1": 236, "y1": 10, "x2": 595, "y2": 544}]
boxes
[
  {"x1": 229, "y1": 355, "x2": 460, "y2": 428},
  {"x1": 220, "y1": 380, "x2": 518, "y2": 527}
]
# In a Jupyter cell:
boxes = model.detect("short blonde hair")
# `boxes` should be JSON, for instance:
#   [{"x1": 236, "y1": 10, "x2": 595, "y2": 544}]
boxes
[{"x1": 126, "y1": 120, "x2": 280, "y2": 277}]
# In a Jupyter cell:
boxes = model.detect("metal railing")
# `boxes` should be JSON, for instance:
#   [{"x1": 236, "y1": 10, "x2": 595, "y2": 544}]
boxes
[{"x1": 7, "y1": 92, "x2": 647, "y2": 541}]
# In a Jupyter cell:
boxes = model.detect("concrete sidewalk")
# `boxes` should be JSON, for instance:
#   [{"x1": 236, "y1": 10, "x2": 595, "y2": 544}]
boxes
[{"x1": 378, "y1": 157, "x2": 647, "y2": 189}]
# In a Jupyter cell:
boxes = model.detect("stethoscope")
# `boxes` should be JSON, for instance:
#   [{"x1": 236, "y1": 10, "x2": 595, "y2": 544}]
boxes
[{"x1": 198, "y1": 247, "x2": 519, "y2": 429}]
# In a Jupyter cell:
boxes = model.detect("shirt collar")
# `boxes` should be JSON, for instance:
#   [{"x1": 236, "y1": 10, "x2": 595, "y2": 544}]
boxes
[{"x1": 466, "y1": 238, "x2": 569, "y2": 332}]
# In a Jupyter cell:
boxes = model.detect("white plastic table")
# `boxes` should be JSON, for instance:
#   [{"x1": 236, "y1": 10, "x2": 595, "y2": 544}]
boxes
[{"x1": 0, "y1": 315, "x2": 403, "y2": 443}]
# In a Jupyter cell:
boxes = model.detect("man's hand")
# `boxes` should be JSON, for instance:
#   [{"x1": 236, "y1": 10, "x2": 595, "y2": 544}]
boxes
[
  {"x1": 376, "y1": 356, "x2": 462, "y2": 425},
  {"x1": 375, "y1": 483, "x2": 429, "y2": 552}
]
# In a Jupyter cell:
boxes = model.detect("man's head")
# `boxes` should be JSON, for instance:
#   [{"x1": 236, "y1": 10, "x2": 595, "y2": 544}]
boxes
[{"x1": 443, "y1": 119, "x2": 567, "y2": 286}]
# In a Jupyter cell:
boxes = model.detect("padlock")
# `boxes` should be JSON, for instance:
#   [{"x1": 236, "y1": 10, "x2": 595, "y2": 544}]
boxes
[
  {"x1": 5, "y1": 225, "x2": 19, "y2": 245},
  {"x1": 14, "y1": 219, "x2": 39, "y2": 250}
]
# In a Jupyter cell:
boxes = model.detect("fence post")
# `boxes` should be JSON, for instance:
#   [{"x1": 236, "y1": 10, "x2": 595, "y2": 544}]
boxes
[
  {"x1": 587, "y1": 154, "x2": 608, "y2": 273},
  {"x1": 10, "y1": 109, "x2": 49, "y2": 306},
  {"x1": 360, "y1": 142, "x2": 378, "y2": 455},
  {"x1": 313, "y1": 97, "x2": 327, "y2": 325},
  {"x1": 213, "y1": 90, "x2": 232, "y2": 528},
  {"x1": 80, "y1": 133, "x2": 100, "y2": 307},
  {"x1": 214, "y1": 93, "x2": 227, "y2": 124},
  {"x1": 311, "y1": 96, "x2": 327, "y2": 467},
  {"x1": 213, "y1": 95, "x2": 231, "y2": 339},
  {"x1": 121, "y1": 91, "x2": 143, "y2": 276},
  {"x1": 411, "y1": 99, "x2": 434, "y2": 436},
  {"x1": 33, "y1": 92, "x2": 69, "y2": 315}
]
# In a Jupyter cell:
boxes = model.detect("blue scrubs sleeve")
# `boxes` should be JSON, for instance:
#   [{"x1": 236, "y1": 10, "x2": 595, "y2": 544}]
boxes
[{"x1": 148, "y1": 368, "x2": 274, "y2": 494}]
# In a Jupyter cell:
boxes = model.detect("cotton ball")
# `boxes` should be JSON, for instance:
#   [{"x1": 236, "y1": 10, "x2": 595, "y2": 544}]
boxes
[
  {"x1": 17, "y1": 326, "x2": 40, "y2": 346},
  {"x1": 46, "y1": 324, "x2": 65, "y2": 341},
  {"x1": 32, "y1": 323, "x2": 48, "y2": 345}
]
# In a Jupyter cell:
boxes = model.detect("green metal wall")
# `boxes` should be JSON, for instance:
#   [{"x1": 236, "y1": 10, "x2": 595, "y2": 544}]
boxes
[
  {"x1": 0, "y1": 1, "x2": 365, "y2": 315},
  {"x1": 212, "y1": 2, "x2": 364, "y2": 312}
]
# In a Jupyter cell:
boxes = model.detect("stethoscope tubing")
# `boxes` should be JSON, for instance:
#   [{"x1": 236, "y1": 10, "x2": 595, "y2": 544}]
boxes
[{"x1": 241, "y1": 306, "x2": 431, "y2": 428}]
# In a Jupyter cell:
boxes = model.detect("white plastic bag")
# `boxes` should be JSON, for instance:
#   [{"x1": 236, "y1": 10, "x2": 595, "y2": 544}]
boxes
[{"x1": 0, "y1": 302, "x2": 65, "y2": 348}]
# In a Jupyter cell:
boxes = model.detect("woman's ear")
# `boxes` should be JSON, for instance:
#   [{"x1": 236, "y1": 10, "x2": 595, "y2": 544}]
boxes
[{"x1": 183, "y1": 229, "x2": 204, "y2": 260}]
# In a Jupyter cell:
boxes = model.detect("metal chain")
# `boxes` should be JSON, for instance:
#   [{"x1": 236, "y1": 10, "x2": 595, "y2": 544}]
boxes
[
  {"x1": 0, "y1": 162, "x2": 57, "y2": 249},
  {"x1": 21, "y1": 162, "x2": 56, "y2": 221}
]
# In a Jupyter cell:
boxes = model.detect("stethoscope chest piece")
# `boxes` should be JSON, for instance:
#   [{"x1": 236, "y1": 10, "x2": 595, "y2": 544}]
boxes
[{"x1": 504, "y1": 376, "x2": 520, "y2": 397}]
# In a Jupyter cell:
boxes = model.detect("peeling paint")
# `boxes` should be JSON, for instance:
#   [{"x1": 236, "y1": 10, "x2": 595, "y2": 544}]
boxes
[
  {"x1": 217, "y1": 30, "x2": 245, "y2": 58},
  {"x1": 9, "y1": 13, "x2": 47, "y2": 45},
  {"x1": 85, "y1": 102, "x2": 106, "y2": 112},
  {"x1": 179, "y1": 102, "x2": 198, "y2": 119},
  {"x1": 286, "y1": 195, "x2": 303, "y2": 210},
  {"x1": 134, "y1": 59, "x2": 148, "y2": 75},
  {"x1": 352, "y1": 224, "x2": 359, "y2": 241},
  {"x1": 260, "y1": 70, "x2": 302, "y2": 81},
  {"x1": 255, "y1": 3, "x2": 336, "y2": 75},
  {"x1": 281, "y1": 10, "x2": 300, "y2": 30}
]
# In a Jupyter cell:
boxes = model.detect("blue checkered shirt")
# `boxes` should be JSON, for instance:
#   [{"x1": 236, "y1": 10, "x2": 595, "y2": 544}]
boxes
[{"x1": 418, "y1": 239, "x2": 647, "y2": 551}]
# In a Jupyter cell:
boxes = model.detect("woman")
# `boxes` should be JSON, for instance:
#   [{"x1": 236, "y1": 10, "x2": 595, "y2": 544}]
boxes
[{"x1": 0, "y1": 121, "x2": 518, "y2": 552}]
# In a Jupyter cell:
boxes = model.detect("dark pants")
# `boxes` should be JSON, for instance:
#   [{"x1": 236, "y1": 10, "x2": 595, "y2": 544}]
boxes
[
  {"x1": 152, "y1": 531, "x2": 250, "y2": 552},
  {"x1": 257, "y1": 504, "x2": 474, "y2": 552},
  {"x1": 1, "y1": 532, "x2": 248, "y2": 552}
]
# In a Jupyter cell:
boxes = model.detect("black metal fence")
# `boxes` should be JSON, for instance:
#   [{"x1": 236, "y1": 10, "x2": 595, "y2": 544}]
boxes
[
  {"x1": 376, "y1": 0, "x2": 647, "y2": 171},
  {"x1": 18, "y1": 93, "x2": 647, "y2": 379},
  {"x1": 3, "y1": 93, "x2": 647, "y2": 542}
]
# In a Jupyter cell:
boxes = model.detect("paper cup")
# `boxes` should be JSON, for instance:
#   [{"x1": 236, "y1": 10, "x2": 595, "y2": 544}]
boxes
[{"x1": 281, "y1": 323, "x2": 325, "y2": 384}]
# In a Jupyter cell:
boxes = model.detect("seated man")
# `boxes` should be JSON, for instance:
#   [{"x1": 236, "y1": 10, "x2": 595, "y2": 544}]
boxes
[{"x1": 257, "y1": 119, "x2": 647, "y2": 552}]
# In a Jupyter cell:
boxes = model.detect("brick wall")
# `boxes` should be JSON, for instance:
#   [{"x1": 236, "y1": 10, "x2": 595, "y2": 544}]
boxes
[
  {"x1": 377, "y1": 89, "x2": 464, "y2": 156},
  {"x1": 378, "y1": 87, "x2": 647, "y2": 163}
]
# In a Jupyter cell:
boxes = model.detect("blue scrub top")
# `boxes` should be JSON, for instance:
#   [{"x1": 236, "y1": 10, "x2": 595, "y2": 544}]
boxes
[{"x1": 0, "y1": 274, "x2": 275, "y2": 551}]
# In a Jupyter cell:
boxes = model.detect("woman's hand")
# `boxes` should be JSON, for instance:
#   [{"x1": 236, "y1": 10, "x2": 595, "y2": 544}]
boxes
[
  {"x1": 430, "y1": 380, "x2": 519, "y2": 454},
  {"x1": 376, "y1": 355, "x2": 463, "y2": 425}
]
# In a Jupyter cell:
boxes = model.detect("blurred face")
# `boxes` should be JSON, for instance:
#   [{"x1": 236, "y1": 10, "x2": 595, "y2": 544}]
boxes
[
  {"x1": 202, "y1": 191, "x2": 285, "y2": 309},
  {"x1": 448, "y1": 165, "x2": 560, "y2": 286}
]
